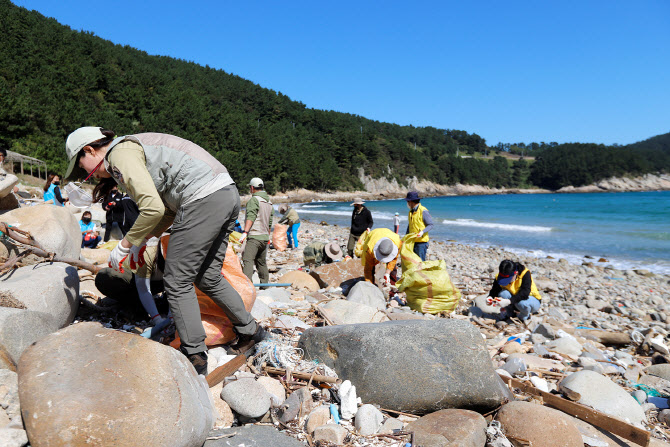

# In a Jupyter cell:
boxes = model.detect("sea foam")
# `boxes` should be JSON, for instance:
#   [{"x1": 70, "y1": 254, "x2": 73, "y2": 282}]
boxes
[{"x1": 441, "y1": 218, "x2": 552, "y2": 233}]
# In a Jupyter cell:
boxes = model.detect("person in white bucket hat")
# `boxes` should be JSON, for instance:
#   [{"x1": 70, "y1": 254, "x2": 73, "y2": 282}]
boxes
[
  {"x1": 63, "y1": 127, "x2": 267, "y2": 374},
  {"x1": 358, "y1": 228, "x2": 401, "y2": 286}
]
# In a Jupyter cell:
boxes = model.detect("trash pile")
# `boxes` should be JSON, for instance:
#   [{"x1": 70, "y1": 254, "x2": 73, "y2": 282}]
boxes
[{"x1": 1, "y1": 197, "x2": 670, "y2": 447}]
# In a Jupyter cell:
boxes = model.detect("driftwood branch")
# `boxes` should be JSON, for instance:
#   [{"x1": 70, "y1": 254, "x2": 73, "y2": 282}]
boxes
[{"x1": 0, "y1": 222, "x2": 102, "y2": 274}]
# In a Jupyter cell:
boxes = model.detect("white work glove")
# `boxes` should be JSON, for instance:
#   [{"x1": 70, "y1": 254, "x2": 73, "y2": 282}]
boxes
[
  {"x1": 415, "y1": 230, "x2": 424, "y2": 239},
  {"x1": 129, "y1": 243, "x2": 147, "y2": 270},
  {"x1": 383, "y1": 273, "x2": 391, "y2": 286},
  {"x1": 238, "y1": 232, "x2": 248, "y2": 244},
  {"x1": 108, "y1": 243, "x2": 130, "y2": 273}
]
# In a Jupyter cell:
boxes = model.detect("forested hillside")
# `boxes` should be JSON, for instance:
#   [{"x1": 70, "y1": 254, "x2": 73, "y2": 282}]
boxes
[{"x1": 0, "y1": 0, "x2": 668, "y2": 192}]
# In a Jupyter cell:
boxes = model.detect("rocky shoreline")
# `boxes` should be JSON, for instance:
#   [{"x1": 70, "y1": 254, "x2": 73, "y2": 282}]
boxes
[
  {"x1": 2, "y1": 176, "x2": 670, "y2": 446},
  {"x1": 243, "y1": 173, "x2": 670, "y2": 204}
]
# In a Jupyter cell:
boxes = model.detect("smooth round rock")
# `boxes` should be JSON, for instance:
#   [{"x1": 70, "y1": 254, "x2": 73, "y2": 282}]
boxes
[
  {"x1": 354, "y1": 404, "x2": 383, "y2": 436},
  {"x1": 497, "y1": 401, "x2": 583, "y2": 447},
  {"x1": 18, "y1": 322, "x2": 213, "y2": 447},
  {"x1": 405, "y1": 409, "x2": 487, "y2": 447},
  {"x1": 559, "y1": 370, "x2": 646, "y2": 426},
  {"x1": 2, "y1": 205, "x2": 81, "y2": 261},
  {"x1": 278, "y1": 271, "x2": 320, "y2": 292},
  {"x1": 347, "y1": 281, "x2": 386, "y2": 311},
  {"x1": 220, "y1": 379, "x2": 271, "y2": 418}
]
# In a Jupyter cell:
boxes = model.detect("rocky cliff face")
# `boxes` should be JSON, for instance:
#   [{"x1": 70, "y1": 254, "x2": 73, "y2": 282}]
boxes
[
  {"x1": 357, "y1": 168, "x2": 548, "y2": 196},
  {"x1": 557, "y1": 173, "x2": 670, "y2": 193}
]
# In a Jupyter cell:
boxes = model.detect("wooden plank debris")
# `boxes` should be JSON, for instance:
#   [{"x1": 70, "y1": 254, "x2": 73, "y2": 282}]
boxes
[{"x1": 500, "y1": 375, "x2": 650, "y2": 447}]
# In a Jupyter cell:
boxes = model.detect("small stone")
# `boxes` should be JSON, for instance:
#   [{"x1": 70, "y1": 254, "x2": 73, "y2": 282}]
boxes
[
  {"x1": 379, "y1": 417, "x2": 404, "y2": 434},
  {"x1": 533, "y1": 323, "x2": 556, "y2": 339},
  {"x1": 313, "y1": 424, "x2": 348, "y2": 445},
  {"x1": 220, "y1": 378, "x2": 271, "y2": 419},
  {"x1": 278, "y1": 271, "x2": 320, "y2": 292},
  {"x1": 659, "y1": 409, "x2": 670, "y2": 426},
  {"x1": 250, "y1": 299, "x2": 273, "y2": 320},
  {"x1": 354, "y1": 404, "x2": 383, "y2": 436},
  {"x1": 546, "y1": 337, "x2": 583, "y2": 357},
  {"x1": 257, "y1": 376, "x2": 286, "y2": 406},
  {"x1": 501, "y1": 342, "x2": 523, "y2": 355},
  {"x1": 278, "y1": 387, "x2": 315, "y2": 424},
  {"x1": 305, "y1": 405, "x2": 331, "y2": 435},
  {"x1": 210, "y1": 383, "x2": 234, "y2": 428},
  {"x1": 405, "y1": 409, "x2": 487, "y2": 447},
  {"x1": 346, "y1": 281, "x2": 386, "y2": 310},
  {"x1": 632, "y1": 390, "x2": 647, "y2": 404}
]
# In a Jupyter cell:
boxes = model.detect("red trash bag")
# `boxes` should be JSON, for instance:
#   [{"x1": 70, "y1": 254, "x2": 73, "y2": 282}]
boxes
[
  {"x1": 273, "y1": 224, "x2": 289, "y2": 251},
  {"x1": 161, "y1": 236, "x2": 256, "y2": 348}
]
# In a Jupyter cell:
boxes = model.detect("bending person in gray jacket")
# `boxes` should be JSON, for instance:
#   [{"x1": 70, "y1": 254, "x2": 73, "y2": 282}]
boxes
[{"x1": 63, "y1": 127, "x2": 268, "y2": 375}]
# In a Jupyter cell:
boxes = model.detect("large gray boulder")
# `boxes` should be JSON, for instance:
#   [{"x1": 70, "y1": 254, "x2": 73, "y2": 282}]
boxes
[
  {"x1": 559, "y1": 370, "x2": 646, "y2": 426},
  {"x1": 0, "y1": 308, "x2": 59, "y2": 369},
  {"x1": 346, "y1": 281, "x2": 386, "y2": 310},
  {"x1": 0, "y1": 174, "x2": 18, "y2": 199},
  {"x1": 18, "y1": 322, "x2": 213, "y2": 447},
  {"x1": 1, "y1": 205, "x2": 81, "y2": 261},
  {"x1": 0, "y1": 263, "x2": 79, "y2": 328},
  {"x1": 299, "y1": 320, "x2": 510, "y2": 414}
]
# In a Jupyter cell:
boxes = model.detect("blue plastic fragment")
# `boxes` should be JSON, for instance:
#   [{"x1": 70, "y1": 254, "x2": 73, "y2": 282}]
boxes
[{"x1": 330, "y1": 403, "x2": 340, "y2": 424}]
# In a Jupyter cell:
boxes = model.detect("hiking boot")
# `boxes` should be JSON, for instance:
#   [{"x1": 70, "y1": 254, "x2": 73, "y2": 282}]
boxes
[
  {"x1": 229, "y1": 324, "x2": 269, "y2": 355},
  {"x1": 180, "y1": 347, "x2": 208, "y2": 376}
]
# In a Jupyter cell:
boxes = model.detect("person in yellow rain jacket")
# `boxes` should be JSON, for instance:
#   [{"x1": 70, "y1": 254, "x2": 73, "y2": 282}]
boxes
[
  {"x1": 488, "y1": 259, "x2": 542, "y2": 321},
  {"x1": 405, "y1": 191, "x2": 434, "y2": 261},
  {"x1": 359, "y1": 228, "x2": 401, "y2": 286}
]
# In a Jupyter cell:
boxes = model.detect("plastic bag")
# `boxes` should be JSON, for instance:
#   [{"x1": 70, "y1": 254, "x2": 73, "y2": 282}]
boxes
[
  {"x1": 273, "y1": 224, "x2": 289, "y2": 251},
  {"x1": 353, "y1": 233, "x2": 366, "y2": 258},
  {"x1": 165, "y1": 236, "x2": 256, "y2": 348},
  {"x1": 63, "y1": 182, "x2": 93, "y2": 208},
  {"x1": 395, "y1": 234, "x2": 461, "y2": 314}
]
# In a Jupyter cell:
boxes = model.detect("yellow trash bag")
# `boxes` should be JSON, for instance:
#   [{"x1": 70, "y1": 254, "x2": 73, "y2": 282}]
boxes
[
  {"x1": 353, "y1": 232, "x2": 367, "y2": 258},
  {"x1": 395, "y1": 234, "x2": 461, "y2": 314},
  {"x1": 229, "y1": 231, "x2": 244, "y2": 253},
  {"x1": 98, "y1": 240, "x2": 118, "y2": 251}
]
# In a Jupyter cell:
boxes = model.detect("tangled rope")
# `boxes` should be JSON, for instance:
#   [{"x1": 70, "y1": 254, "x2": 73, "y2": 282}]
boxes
[{"x1": 252, "y1": 339, "x2": 337, "y2": 378}]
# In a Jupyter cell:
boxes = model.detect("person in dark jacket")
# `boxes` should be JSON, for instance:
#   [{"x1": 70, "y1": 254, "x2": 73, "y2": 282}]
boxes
[
  {"x1": 488, "y1": 259, "x2": 542, "y2": 321},
  {"x1": 347, "y1": 197, "x2": 373, "y2": 257},
  {"x1": 102, "y1": 186, "x2": 125, "y2": 242}
]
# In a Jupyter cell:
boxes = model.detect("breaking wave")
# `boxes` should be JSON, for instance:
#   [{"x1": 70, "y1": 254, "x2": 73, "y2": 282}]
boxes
[{"x1": 441, "y1": 219, "x2": 552, "y2": 233}]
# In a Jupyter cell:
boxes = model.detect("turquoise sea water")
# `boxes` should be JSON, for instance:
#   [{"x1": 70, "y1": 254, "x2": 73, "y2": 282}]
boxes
[{"x1": 292, "y1": 191, "x2": 670, "y2": 274}]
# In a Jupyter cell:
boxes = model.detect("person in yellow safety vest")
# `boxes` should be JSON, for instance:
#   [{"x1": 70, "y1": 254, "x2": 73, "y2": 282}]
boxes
[
  {"x1": 488, "y1": 259, "x2": 542, "y2": 321},
  {"x1": 360, "y1": 228, "x2": 401, "y2": 286},
  {"x1": 405, "y1": 191, "x2": 434, "y2": 261}
]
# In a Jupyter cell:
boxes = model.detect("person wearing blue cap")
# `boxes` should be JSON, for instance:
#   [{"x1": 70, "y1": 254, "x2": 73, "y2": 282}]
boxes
[
  {"x1": 405, "y1": 191, "x2": 433, "y2": 261},
  {"x1": 488, "y1": 259, "x2": 542, "y2": 321}
]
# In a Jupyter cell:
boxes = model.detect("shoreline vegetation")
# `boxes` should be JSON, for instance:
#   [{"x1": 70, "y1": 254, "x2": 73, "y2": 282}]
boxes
[{"x1": 241, "y1": 172, "x2": 670, "y2": 204}]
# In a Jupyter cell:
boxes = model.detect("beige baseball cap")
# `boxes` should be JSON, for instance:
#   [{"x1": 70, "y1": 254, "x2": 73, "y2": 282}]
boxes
[
  {"x1": 248, "y1": 177, "x2": 264, "y2": 188},
  {"x1": 64, "y1": 127, "x2": 105, "y2": 179}
]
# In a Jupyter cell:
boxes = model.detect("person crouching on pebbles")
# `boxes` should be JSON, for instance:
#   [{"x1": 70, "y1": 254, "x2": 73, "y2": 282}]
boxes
[
  {"x1": 488, "y1": 259, "x2": 542, "y2": 322},
  {"x1": 63, "y1": 127, "x2": 267, "y2": 375}
]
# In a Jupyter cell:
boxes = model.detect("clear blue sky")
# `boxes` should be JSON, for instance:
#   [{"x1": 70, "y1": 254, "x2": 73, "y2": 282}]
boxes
[{"x1": 13, "y1": 0, "x2": 670, "y2": 146}]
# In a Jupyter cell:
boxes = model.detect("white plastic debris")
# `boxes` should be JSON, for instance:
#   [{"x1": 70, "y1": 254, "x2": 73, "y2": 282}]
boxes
[
  {"x1": 530, "y1": 376, "x2": 549, "y2": 393},
  {"x1": 650, "y1": 335, "x2": 670, "y2": 355},
  {"x1": 338, "y1": 380, "x2": 358, "y2": 420}
]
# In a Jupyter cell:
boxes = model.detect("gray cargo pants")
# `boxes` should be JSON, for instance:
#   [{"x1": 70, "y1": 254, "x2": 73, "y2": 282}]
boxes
[
  {"x1": 164, "y1": 185, "x2": 257, "y2": 355},
  {"x1": 242, "y1": 238, "x2": 269, "y2": 285}
]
